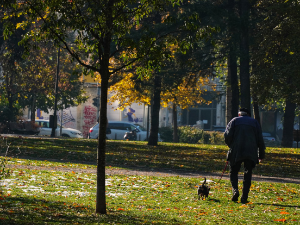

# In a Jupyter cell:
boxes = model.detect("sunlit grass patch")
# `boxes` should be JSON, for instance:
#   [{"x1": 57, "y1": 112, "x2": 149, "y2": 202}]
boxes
[
  {"x1": 0, "y1": 167, "x2": 299, "y2": 224},
  {"x1": 5, "y1": 157, "x2": 97, "y2": 170}
]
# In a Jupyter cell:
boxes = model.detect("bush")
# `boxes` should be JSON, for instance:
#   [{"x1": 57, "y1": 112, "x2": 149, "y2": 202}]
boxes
[
  {"x1": 158, "y1": 126, "x2": 226, "y2": 145},
  {"x1": 197, "y1": 130, "x2": 209, "y2": 144},
  {"x1": 0, "y1": 100, "x2": 23, "y2": 124},
  {"x1": 159, "y1": 126, "x2": 174, "y2": 142},
  {"x1": 209, "y1": 131, "x2": 225, "y2": 145},
  {"x1": 178, "y1": 126, "x2": 203, "y2": 144}
]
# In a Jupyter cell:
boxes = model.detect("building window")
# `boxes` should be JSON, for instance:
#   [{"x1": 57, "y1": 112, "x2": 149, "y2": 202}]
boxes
[{"x1": 181, "y1": 100, "x2": 217, "y2": 130}]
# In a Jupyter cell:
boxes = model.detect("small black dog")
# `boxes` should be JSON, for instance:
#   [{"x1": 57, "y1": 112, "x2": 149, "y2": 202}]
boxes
[{"x1": 197, "y1": 177, "x2": 210, "y2": 200}]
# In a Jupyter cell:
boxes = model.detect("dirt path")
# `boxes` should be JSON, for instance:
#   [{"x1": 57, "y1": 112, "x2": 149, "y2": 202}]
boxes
[{"x1": 7, "y1": 164, "x2": 300, "y2": 184}]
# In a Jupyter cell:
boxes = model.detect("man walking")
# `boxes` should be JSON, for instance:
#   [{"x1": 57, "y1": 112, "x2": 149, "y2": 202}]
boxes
[{"x1": 224, "y1": 108, "x2": 265, "y2": 203}]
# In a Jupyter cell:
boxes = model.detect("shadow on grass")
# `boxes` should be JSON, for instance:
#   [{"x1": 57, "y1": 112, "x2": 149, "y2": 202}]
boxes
[
  {"x1": 207, "y1": 198, "x2": 220, "y2": 203},
  {"x1": 255, "y1": 203, "x2": 300, "y2": 208},
  {"x1": 0, "y1": 196, "x2": 186, "y2": 225},
  {"x1": 1, "y1": 137, "x2": 300, "y2": 180}
]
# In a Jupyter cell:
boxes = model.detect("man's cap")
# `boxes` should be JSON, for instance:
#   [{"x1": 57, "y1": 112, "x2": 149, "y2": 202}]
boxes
[{"x1": 239, "y1": 108, "x2": 251, "y2": 116}]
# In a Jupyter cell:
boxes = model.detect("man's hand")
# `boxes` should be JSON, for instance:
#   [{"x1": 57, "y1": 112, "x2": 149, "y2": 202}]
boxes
[{"x1": 259, "y1": 159, "x2": 262, "y2": 163}]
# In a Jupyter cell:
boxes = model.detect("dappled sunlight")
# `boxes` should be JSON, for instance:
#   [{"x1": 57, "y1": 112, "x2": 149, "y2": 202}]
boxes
[{"x1": 1, "y1": 137, "x2": 300, "y2": 178}]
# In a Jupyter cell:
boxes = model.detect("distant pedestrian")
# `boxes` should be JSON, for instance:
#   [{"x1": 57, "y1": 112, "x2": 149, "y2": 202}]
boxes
[{"x1": 224, "y1": 108, "x2": 265, "y2": 203}]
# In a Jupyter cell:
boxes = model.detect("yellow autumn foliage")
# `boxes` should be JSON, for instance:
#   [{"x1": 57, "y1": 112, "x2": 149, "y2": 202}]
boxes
[
  {"x1": 108, "y1": 69, "x2": 215, "y2": 110},
  {"x1": 108, "y1": 72, "x2": 151, "y2": 110}
]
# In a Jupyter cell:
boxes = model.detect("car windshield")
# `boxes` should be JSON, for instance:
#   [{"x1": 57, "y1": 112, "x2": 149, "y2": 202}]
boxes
[
  {"x1": 134, "y1": 124, "x2": 147, "y2": 131},
  {"x1": 35, "y1": 120, "x2": 63, "y2": 128}
]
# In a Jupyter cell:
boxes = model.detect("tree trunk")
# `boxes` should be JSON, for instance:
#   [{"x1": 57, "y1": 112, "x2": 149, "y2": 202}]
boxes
[
  {"x1": 252, "y1": 94, "x2": 260, "y2": 125},
  {"x1": 281, "y1": 100, "x2": 296, "y2": 147},
  {"x1": 96, "y1": 17, "x2": 114, "y2": 214},
  {"x1": 228, "y1": 56, "x2": 239, "y2": 120},
  {"x1": 226, "y1": 0, "x2": 239, "y2": 123},
  {"x1": 148, "y1": 75, "x2": 161, "y2": 146},
  {"x1": 239, "y1": 0, "x2": 251, "y2": 110},
  {"x1": 96, "y1": 73, "x2": 108, "y2": 214},
  {"x1": 6, "y1": 72, "x2": 14, "y2": 122},
  {"x1": 172, "y1": 103, "x2": 178, "y2": 143},
  {"x1": 31, "y1": 94, "x2": 36, "y2": 121}
]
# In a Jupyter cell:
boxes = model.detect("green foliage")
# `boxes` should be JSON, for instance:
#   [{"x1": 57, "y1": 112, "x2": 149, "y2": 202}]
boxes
[
  {"x1": 198, "y1": 130, "x2": 210, "y2": 144},
  {"x1": 178, "y1": 126, "x2": 203, "y2": 144},
  {"x1": 162, "y1": 126, "x2": 225, "y2": 145},
  {"x1": 251, "y1": 0, "x2": 300, "y2": 106},
  {"x1": 0, "y1": 106, "x2": 12, "y2": 123},
  {"x1": 0, "y1": 96, "x2": 22, "y2": 123},
  {"x1": 158, "y1": 126, "x2": 173, "y2": 142},
  {"x1": 208, "y1": 131, "x2": 224, "y2": 145}
]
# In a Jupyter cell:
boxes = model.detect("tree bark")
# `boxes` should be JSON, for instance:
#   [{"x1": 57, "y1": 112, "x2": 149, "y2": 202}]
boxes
[
  {"x1": 226, "y1": 0, "x2": 239, "y2": 123},
  {"x1": 148, "y1": 75, "x2": 161, "y2": 146},
  {"x1": 281, "y1": 100, "x2": 296, "y2": 147},
  {"x1": 172, "y1": 103, "x2": 178, "y2": 143},
  {"x1": 228, "y1": 56, "x2": 239, "y2": 120},
  {"x1": 252, "y1": 95, "x2": 260, "y2": 125},
  {"x1": 96, "y1": 1, "x2": 113, "y2": 212},
  {"x1": 239, "y1": 0, "x2": 251, "y2": 110},
  {"x1": 96, "y1": 73, "x2": 108, "y2": 214},
  {"x1": 6, "y1": 70, "x2": 15, "y2": 122},
  {"x1": 30, "y1": 94, "x2": 36, "y2": 121}
]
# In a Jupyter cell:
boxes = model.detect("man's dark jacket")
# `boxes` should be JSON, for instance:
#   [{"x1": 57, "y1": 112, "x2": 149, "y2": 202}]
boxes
[{"x1": 224, "y1": 115, "x2": 265, "y2": 166}]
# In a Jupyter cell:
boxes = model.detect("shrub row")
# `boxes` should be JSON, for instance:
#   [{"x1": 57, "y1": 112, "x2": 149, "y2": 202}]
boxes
[{"x1": 159, "y1": 126, "x2": 225, "y2": 145}]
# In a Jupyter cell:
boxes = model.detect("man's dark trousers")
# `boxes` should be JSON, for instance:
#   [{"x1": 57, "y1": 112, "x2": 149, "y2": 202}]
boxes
[{"x1": 230, "y1": 159, "x2": 255, "y2": 200}]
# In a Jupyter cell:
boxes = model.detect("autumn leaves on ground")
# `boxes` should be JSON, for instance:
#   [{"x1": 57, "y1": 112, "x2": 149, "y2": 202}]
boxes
[{"x1": 0, "y1": 137, "x2": 299, "y2": 224}]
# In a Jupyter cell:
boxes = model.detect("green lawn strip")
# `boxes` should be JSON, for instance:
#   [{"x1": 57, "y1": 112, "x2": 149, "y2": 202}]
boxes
[
  {"x1": 1, "y1": 137, "x2": 300, "y2": 178},
  {"x1": 0, "y1": 168, "x2": 299, "y2": 224},
  {"x1": 5, "y1": 157, "x2": 97, "y2": 170}
]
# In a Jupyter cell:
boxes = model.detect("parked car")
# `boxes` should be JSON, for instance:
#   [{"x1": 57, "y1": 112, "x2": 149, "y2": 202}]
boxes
[
  {"x1": 262, "y1": 132, "x2": 276, "y2": 142},
  {"x1": 88, "y1": 121, "x2": 162, "y2": 141},
  {"x1": 31, "y1": 119, "x2": 83, "y2": 138}
]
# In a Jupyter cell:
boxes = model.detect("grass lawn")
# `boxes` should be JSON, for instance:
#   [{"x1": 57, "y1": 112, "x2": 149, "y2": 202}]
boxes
[{"x1": 0, "y1": 137, "x2": 300, "y2": 224}]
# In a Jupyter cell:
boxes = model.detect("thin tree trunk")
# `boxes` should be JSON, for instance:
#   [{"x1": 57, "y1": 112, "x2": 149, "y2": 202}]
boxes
[
  {"x1": 172, "y1": 103, "x2": 178, "y2": 143},
  {"x1": 239, "y1": 0, "x2": 251, "y2": 110},
  {"x1": 30, "y1": 94, "x2": 36, "y2": 121},
  {"x1": 96, "y1": 8, "x2": 113, "y2": 212},
  {"x1": 6, "y1": 72, "x2": 14, "y2": 121},
  {"x1": 96, "y1": 74, "x2": 108, "y2": 214},
  {"x1": 226, "y1": 84, "x2": 233, "y2": 124},
  {"x1": 148, "y1": 75, "x2": 161, "y2": 146},
  {"x1": 252, "y1": 95, "x2": 260, "y2": 124},
  {"x1": 281, "y1": 100, "x2": 296, "y2": 147}
]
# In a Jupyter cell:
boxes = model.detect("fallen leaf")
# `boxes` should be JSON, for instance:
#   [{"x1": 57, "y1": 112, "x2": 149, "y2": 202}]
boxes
[{"x1": 274, "y1": 219, "x2": 286, "y2": 222}]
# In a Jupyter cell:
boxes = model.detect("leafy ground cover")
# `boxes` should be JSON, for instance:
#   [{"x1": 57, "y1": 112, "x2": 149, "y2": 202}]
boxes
[
  {"x1": 0, "y1": 169, "x2": 299, "y2": 224},
  {"x1": 0, "y1": 136, "x2": 300, "y2": 224}
]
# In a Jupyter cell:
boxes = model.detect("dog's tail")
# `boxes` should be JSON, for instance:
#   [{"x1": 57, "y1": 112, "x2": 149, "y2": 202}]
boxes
[{"x1": 202, "y1": 177, "x2": 206, "y2": 186}]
